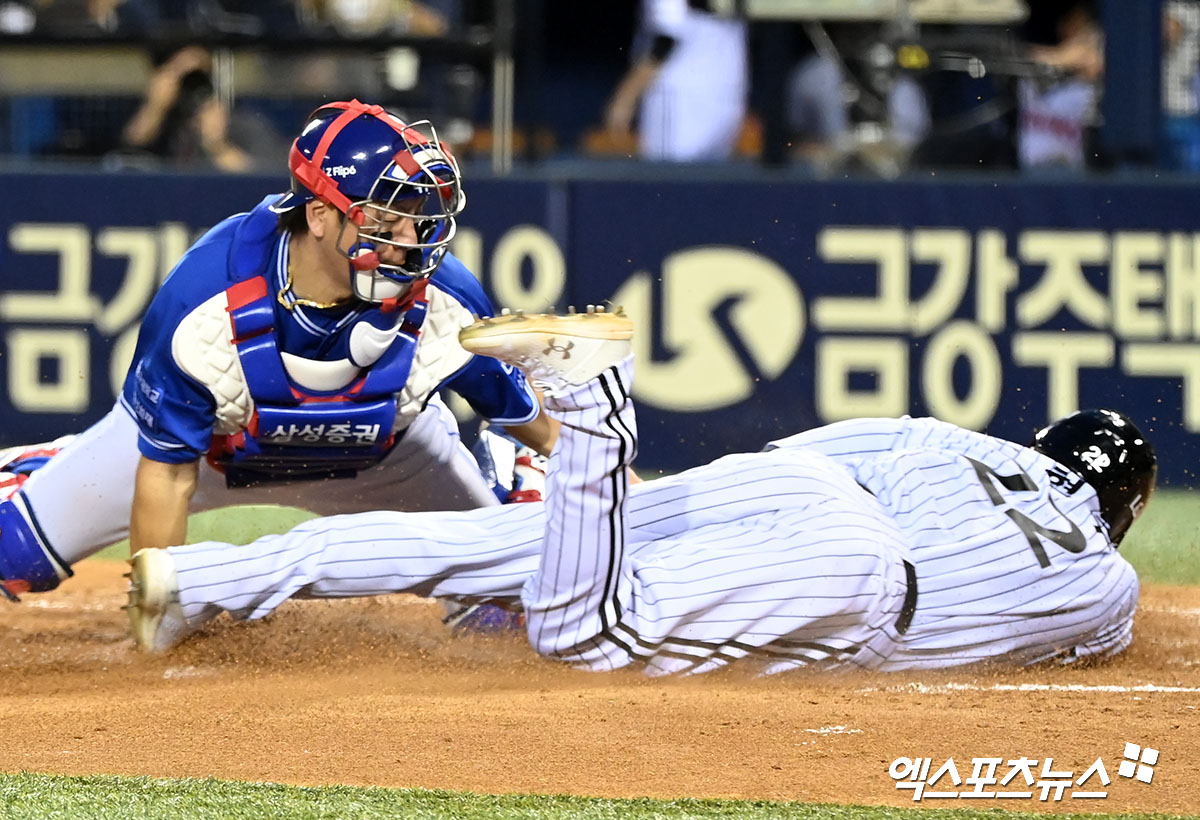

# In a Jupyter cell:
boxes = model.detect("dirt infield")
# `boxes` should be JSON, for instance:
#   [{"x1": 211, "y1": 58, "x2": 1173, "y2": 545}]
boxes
[{"x1": 2, "y1": 562, "x2": 1197, "y2": 814}]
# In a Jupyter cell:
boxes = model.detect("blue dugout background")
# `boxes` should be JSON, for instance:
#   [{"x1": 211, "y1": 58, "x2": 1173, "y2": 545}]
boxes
[{"x1": 1, "y1": 171, "x2": 1198, "y2": 485}]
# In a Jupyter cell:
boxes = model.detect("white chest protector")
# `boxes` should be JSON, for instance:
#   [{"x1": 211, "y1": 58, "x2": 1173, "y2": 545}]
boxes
[{"x1": 171, "y1": 283, "x2": 475, "y2": 437}]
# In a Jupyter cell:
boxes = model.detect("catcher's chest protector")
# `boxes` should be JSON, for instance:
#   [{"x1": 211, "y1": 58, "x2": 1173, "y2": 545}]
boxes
[{"x1": 199, "y1": 275, "x2": 425, "y2": 486}]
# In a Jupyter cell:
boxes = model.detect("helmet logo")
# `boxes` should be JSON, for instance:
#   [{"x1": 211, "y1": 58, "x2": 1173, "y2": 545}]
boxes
[
  {"x1": 325, "y1": 165, "x2": 358, "y2": 178},
  {"x1": 1079, "y1": 445, "x2": 1112, "y2": 472},
  {"x1": 1129, "y1": 493, "x2": 1146, "y2": 517}
]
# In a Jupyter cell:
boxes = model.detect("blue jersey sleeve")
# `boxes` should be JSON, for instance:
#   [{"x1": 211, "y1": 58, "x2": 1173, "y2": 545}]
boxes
[
  {"x1": 446, "y1": 357, "x2": 539, "y2": 425},
  {"x1": 119, "y1": 219, "x2": 244, "y2": 463},
  {"x1": 121, "y1": 355, "x2": 217, "y2": 463},
  {"x1": 429, "y1": 252, "x2": 539, "y2": 424}
]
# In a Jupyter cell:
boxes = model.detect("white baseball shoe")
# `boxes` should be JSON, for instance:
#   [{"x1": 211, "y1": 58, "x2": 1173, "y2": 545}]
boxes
[
  {"x1": 126, "y1": 548, "x2": 194, "y2": 652},
  {"x1": 459, "y1": 306, "x2": 633, "y2": 393}
]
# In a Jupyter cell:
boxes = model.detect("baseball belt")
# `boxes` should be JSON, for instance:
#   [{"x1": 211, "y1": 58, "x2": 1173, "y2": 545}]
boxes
[{"x1": 896, "y1": 560, "x2": 918, "y2": 636}]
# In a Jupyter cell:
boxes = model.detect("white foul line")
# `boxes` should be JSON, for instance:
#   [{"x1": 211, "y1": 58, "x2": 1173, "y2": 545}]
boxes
[
  {"x1": 1142, "y1": 606, "x2": 1200, "y2": 619},
  {"x1": 871, "y1": 682, "x2": 1200, "y2": 694}
]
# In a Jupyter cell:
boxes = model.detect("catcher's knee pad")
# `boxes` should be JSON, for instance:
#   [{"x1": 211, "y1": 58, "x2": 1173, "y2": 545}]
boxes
[{"x1": 0, "y1": 494, "x2": 72, "y2": 597}]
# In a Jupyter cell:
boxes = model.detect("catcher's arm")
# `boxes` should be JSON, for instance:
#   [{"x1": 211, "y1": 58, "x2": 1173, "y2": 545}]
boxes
[
  {"x1": 130, "y1": 456, "x2": 198, "y2": 553},
  {"x1": 502, "y1": 392, "x2": 637, "y2": 484},
  {"x1": 503, "y1": 398, "x2": 560, "y2": 458}
]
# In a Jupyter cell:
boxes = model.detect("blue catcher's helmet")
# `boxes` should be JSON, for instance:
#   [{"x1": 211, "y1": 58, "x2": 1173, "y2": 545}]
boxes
[
  {"x1": 1030, "y1": 408, "x2": 1157, "y2": 546},
  {"x1": 271, "y1": 99, "x2": 465, "y2": 304}
]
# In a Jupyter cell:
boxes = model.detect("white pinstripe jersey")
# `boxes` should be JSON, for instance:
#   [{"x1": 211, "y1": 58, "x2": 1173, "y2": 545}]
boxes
[{"x1": 769, "y1": 417, "x2": 1139, "y2": 669}]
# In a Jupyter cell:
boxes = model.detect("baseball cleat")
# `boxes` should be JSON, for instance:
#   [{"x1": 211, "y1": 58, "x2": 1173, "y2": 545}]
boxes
[
  {"x1": 459, "y1": 306, "x2": 633, "y2": 393},
  {"x1": 127, "y1": 548, "x2": 194, "y2": 652}
]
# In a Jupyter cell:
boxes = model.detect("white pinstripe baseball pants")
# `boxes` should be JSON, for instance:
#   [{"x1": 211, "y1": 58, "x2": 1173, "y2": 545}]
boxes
[{"x1": 169, "y1": 356, "x2": 915, "y2": 675}]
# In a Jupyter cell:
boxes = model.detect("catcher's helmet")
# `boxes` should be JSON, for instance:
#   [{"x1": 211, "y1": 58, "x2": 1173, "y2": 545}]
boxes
[
  {"x1": 271, "y1": 99, "x2": 464, "y2": 303},
  {"x1": 1030, "y1": 409, "x2": 1157, "y2": 545}
]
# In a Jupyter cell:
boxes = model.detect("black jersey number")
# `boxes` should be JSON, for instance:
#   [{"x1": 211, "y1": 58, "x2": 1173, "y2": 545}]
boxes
[{"x1": 965, "y1": 457, "x2": 1087, "y2": 568}]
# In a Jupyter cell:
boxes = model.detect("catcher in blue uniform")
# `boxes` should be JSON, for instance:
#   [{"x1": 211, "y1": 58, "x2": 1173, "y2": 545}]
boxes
[{"x1": 0, "y1": 100, "x2": 555, "y2": 602}]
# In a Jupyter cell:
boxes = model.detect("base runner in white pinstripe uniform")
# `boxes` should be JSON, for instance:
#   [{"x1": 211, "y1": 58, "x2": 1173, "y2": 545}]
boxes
[{"x1": 128, "y1": 310, "x2": 1156, "y2": 675}]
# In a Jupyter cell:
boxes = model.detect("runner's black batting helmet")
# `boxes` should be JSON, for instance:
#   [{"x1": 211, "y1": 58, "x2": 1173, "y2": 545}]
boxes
[{"x1": 1030, "y1": 409, "x2": 1157, "y2": 546}]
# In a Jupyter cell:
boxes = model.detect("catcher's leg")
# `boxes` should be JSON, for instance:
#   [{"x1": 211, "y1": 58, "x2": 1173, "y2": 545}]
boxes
[
  {"x1": 0, "y1": 434, "x2": 75, "y2": 501},
  {"x1": 1, "y1": 405, "x2": 139, "y2": 598},
  {"x1": 189, "y1": 395, "x2": 498, "y2": 515},
  {"x1": 0, "y1": 494, "x2": 71, "y2": 601},
  {"x1": 0, "y1": 434, "x2": 77, "y2": 599}
]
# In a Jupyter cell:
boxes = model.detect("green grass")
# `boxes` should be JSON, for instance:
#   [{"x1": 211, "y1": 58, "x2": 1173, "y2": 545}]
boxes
[
  {"x1": 96, "y1": 490, "x2": 1200, "y2": 586},
  {"x1": 94, "y1": 505, "x2": 318, "y2": 561},
  {"x1": 1118, "y1": 488, "x2": 1200, "y2": 585},
  {"x1": 0, "y1": 774, "x2": 1194, "y2": 820}
]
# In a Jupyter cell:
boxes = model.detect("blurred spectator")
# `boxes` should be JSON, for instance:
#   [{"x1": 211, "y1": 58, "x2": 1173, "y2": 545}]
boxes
[
  {"x1": 787, "y1": 52, "x2": 846, "y2": 162},
  {"x1": 113, "y1": 45, "x2": 284, "y2": 172},
  {"x1": 1163, "y1": 0, "x2": 1200, "y2": 171},
  {"x1": 181, "y1": 0, "x2": 292, "y2": 36},
  {"x1": 604, "y1": 0, "x2": 747, "y2": 161},
  {"x1": 1017, "y1": 0, "x2": 1102, "y2": 170},
  {"x1": 786, "y1": 46, "x2": 929, "y2": 176},
  {"x1": 32, "y1": 0, "x2": 159, "y2": 34},
  {"x1": 2, "y1": 1, "x2": 159, "y2": 158},
  {"x1": 0, "y1": 0, "x2": 36, "y2": 33},
  {"x1": 296, "y1": 0, "x2": 448, "y2": 37}
]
